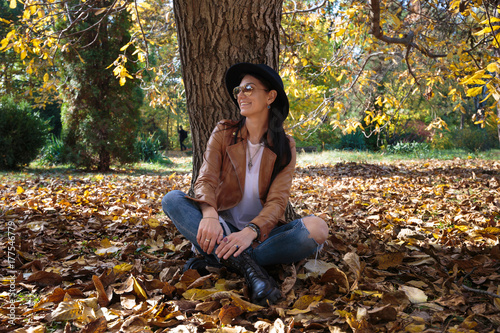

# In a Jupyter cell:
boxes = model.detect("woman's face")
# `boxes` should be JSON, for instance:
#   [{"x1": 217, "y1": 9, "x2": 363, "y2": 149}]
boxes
[{"x1": 236, "y1": 75, "x2": 276, "y2": 119}]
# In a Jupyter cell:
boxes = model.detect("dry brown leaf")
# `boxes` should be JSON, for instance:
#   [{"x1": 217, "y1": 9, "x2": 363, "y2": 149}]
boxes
[
  {"x1": 26, "y1": 271, "x2": 63, "y2": 286},
  {"x1": 375, "y1": 252, "x2": 405, "y2": 269},
  {"x1": 80, "y1": 316, "x2": 107, "y2": 333},
  {"x1": 92, "y1": 275, "x2": 110, "y2": 307},
  {"x1": 218, "y1": 304, "x2": 243, "y2": 325},
  {"x1": 320, "y1": 266, "x2": 349, "y2": 290}
]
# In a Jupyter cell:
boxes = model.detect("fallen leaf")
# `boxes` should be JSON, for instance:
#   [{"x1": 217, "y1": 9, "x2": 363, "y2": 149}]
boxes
[
  {"x1": 218, "y1": 304, "x2": 243, "y2": 325},
  {"x1": 375, "y1": 252, "x2": 405, "y2": 269},
  {"x1": 399, "y1": 286, "x2": 428, "y2": 304}
]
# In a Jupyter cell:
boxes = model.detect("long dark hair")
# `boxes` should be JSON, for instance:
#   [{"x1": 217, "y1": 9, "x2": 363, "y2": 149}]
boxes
[{"x1": 229, "y1": 73, "x2": 292, "y2": 182}]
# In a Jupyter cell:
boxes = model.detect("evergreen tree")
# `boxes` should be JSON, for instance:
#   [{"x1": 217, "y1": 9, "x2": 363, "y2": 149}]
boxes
[{"x1": 59, "y1": 0, "x2": 143, "y2": 171}]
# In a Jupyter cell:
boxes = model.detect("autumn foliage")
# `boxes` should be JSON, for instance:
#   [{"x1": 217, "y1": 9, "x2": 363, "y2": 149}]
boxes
[{"x1": 1, "y1": 159, "x2": 499, "y2": 332}]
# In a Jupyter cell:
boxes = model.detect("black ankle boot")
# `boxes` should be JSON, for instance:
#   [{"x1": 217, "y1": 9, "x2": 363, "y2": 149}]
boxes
[
  {"x1": 184, "y1": 256, "x2": 224, "y2": 276},
  {"x1": 222, "y1": 252, "x2": 281, "y2": 305}
]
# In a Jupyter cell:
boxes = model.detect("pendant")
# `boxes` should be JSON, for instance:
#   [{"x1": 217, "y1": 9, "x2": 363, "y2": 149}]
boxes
[{"x1": 248, "y1": 161, "x2": 253, "y2": 169}]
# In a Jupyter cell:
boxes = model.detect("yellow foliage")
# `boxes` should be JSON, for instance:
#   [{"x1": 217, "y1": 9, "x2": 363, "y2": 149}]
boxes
[{"x1": 466, "y1": 86, "x2": 483, "y2": 97}]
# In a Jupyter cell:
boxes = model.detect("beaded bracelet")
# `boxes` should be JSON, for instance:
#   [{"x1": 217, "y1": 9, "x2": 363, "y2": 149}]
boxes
[{"x1": 245, "y1": 223, "x2": 261, "y2": 241}]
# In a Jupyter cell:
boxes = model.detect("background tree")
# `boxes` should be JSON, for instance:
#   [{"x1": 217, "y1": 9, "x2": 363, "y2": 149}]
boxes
[
  {"x1": 0, "y1": 2, "x2": 30, "y2": 100},
  {"x1": 58, "y1": 0, "x2": 143, "y2": 171}
]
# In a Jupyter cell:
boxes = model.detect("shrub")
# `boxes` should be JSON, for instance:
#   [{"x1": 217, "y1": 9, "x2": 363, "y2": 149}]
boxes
[
  {"x1": 386, "y1": 142, "x2": 431, "y2": 155},
  {"x1": 39, "y1": 135, "x2": 66, "y2": 165},
  {"x1": 337, "y1": 129, "x2": 367, "y2": 150},
  {"x1": 429, "y1": 131, "x2": 454, "y2": 150},
  {"x1": 452, "y1": 126, "x2": 495, "y2": 152},
  {"x1": 0, "y1": 96, "x2": 49, "y2": 169},
  {"x1": 388, "y1": 120, "x2": 431, "y2": 145},
  {"x1": 135, "y1": 133, "x2": 171, "y2": 164}
]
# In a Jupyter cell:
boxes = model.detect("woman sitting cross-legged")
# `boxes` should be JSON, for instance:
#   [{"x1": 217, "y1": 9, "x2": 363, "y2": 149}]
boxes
[{"x1": 161, "y1": 62, "x2": 329, "y2": 305}]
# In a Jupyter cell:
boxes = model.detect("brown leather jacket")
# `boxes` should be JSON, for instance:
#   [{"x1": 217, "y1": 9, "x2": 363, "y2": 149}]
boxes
[{"x1": 190, "y1": 119, "x2": 296, "y2": 242}]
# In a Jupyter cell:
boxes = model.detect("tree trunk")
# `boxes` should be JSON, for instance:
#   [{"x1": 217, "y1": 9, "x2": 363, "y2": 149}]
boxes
[{"x1": 173, "y1": 0, "x2": 283, "y2": 185}]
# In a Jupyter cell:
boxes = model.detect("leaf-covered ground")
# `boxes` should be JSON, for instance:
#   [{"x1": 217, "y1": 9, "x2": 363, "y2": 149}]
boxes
[{"x1": 1, "y1": 159, "x2": 499, "y2": 333}]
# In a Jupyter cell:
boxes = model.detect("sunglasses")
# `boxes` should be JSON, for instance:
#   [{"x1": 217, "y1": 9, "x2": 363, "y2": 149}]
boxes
[{"x1": 232, "y1": 84, "x2": 269, "y2": 99}]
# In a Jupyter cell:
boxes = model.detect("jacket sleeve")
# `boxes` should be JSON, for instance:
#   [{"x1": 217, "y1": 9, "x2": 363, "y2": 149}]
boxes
[
  {"x1": 252, "y1": 137, "x2": 296, "y2": 242},
  {"x1": 191, "y1": 122, "x2": 227, "y2": 209}
]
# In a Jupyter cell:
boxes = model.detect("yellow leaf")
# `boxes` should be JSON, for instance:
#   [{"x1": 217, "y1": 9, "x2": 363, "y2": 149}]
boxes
[
  {"x1": 120, "y1": 42, "x2": 131, "y2": 51},
  {"x1": 113, "y1": 263, "x2": 133, "y2": 274},
  {"x1": 479, "y1": 227, "x2": 500, "y2": 234},
  {"x1": 9, "y1": 0, "x2": 16, "y2": 9},
  {"x1": 17, "y1": 186, "x2": 24, "y2": 194},
  {"x1": 487, "y1": 62, "x2": 499, "y2": 73},
  {"x1": 335, "y1": 28, "x2": 346, "y2": 36},
  {"x1": 43, "y1": 73, "x2": 49, "y2": 82},
  {"x1": 230, "y1": 294, "x2": 264, "y2": 312},
  {"x1": 345, "y1": 8, "x2": 356, "y2": 18},
  {"x1": 182, "y1": 288, "x2": 218, "y2": 300},
  {"x1": 145, "y1": 218, "x2": 160, "y2": 228},
  {"x1": 466, "y1": 86, "x2": 483, "y2": 97},
  {"x1": 132, "y1": 276, "x2": 148, "y2": 300},
  {"x1": 292, "y1": 295, "x2": 322, "y2": 310}
]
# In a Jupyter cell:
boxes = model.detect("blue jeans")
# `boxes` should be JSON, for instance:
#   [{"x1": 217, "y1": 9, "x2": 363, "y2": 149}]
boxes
[{"x1": 161, "y1": 190, "x2": 321, "y2": 266}]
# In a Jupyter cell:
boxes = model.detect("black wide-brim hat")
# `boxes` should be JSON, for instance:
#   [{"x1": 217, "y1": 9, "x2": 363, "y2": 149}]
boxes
[{"x1": 225, "y1": 63, "x2": 289, "y2": 119}]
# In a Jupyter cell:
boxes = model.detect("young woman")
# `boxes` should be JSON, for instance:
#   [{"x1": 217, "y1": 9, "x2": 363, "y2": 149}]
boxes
[{"x1": 162, "y1": 63, "x2": 328, "y2": 305}]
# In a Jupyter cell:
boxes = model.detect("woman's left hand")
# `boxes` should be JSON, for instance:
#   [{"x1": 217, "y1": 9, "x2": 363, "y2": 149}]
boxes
[{"x1": 215, "y1": 228, "x2": 256, "y2": 260}]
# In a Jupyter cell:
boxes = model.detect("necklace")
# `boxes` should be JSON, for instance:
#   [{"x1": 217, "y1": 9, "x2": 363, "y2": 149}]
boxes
[{"x1": 247, "y1": 141, "x2": 263, "y2": 170}]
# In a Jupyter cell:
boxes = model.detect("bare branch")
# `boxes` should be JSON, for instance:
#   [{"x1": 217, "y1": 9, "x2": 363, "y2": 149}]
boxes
[
  {"x1": 283, "y1": 0, "x2": 328, "y2": 15},
  {"x1": 370, "y1": 0, "x2": 447, "y2": 58},
  {"x1": 344, "y1": 51, "x2": 403, "y2": 93},
  {"x1": 404, "y1": 40, "x2": 419, "y2": 84}
]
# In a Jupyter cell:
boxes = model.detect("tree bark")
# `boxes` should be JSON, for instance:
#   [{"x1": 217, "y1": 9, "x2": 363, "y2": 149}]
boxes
[{"x1": 173, "y1": 0, "x2": 283, "y2": 185}]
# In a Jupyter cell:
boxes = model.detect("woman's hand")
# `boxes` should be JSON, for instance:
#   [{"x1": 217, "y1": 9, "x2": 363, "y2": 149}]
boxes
[
  {"x1": 197, "y1": 217, "x2": 224, "y2": 254},
  {"x1": 215, "y1": 227, "x2": 257, "y2": 260}
]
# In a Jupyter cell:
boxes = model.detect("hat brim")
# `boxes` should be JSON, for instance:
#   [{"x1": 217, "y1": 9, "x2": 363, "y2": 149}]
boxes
[{"x1": 225, "y1": 63, "x2": 289, "y2": 118}]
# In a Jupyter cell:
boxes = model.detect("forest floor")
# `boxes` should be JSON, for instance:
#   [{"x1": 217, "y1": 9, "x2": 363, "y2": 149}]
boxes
[{"x1": 1, "y1": 157, "x2": 499, "y2": 332}]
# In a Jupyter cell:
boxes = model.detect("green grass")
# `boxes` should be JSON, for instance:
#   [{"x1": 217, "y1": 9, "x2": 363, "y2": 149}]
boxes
[
  {"x1": 296, "y1": 148, "x2": 500, "y2": 166},
  {"x1": 1, "y1": 149, "x2": 499, "y2": 180}
]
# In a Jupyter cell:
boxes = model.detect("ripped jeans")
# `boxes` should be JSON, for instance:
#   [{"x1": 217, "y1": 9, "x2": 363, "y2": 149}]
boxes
[{"x1": 161, "y1": 190, "x2": 321, "y2": 266}]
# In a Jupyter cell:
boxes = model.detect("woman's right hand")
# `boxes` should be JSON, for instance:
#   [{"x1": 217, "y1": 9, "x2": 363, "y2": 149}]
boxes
[{"x1": 197, "y1": 217, "x2": 224, "y2": 254}]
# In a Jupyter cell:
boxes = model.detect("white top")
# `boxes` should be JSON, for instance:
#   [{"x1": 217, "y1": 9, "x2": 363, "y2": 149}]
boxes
[{"x1": 227, "y1": 141, "x2": 264, "y2": 230}]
